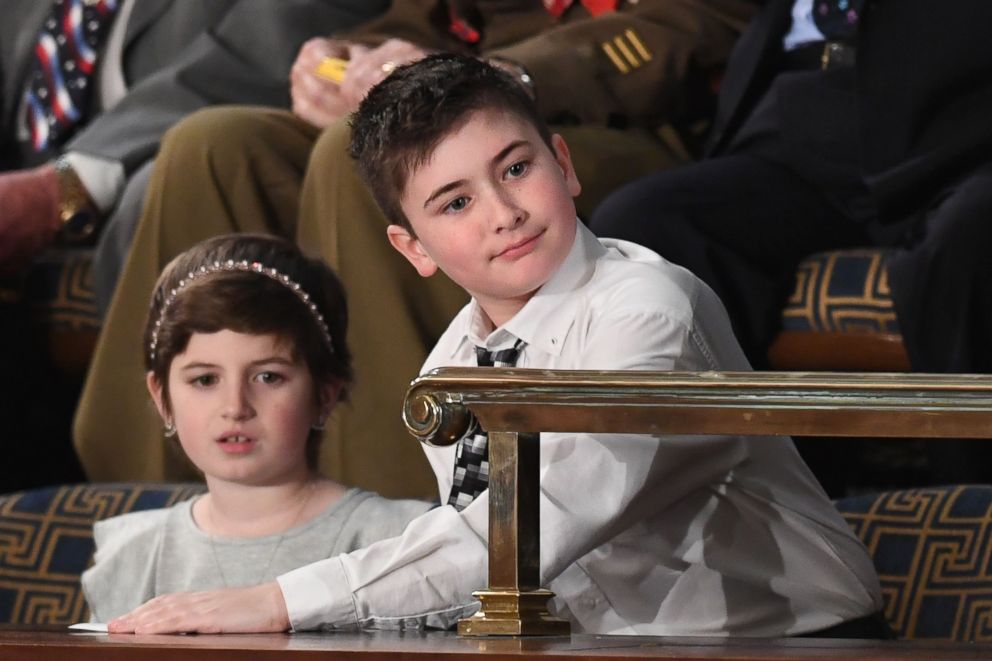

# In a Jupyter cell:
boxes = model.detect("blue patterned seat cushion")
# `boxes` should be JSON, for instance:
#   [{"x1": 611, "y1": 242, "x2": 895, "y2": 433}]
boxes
[
  {"x1": 783, "y1": 249, "x2": 900, "y2": 334},
  {"x1": 0, "y1": 482, "x2": 204, "y2": 624},
  {"x1": 6, "y1": 481, "x2": 988, "y2": 638},
  {"x1": 25, "y1": 247, "x2": 100, "y2": 333},
  {"x1": 835, "y1": 485, "x2": 992, "y2": 641}
]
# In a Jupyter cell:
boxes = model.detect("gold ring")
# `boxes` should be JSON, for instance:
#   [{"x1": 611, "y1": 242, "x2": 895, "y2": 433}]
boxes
[{"x1": 381, "y1": 61, "x2": 397, "y2": 75}]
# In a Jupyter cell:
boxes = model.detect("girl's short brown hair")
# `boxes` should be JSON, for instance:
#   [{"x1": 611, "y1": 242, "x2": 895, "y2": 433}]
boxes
[{"x1": 143, "y1": 234, "x2": 353, "y2": 469}]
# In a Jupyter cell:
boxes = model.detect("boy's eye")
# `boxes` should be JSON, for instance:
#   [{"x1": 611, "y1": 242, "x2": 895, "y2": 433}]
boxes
[
  {"x1": 443, "y1": 196, "x2": 470, "y2": 214},
  {"x1": 505, "y1": 161, "x2": 529, "y2": 179}
]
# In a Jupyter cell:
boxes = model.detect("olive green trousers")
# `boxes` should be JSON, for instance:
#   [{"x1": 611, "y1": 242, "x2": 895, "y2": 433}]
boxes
[{"x1": 73, "y1": 107, "x2": 681, "y2": 498}]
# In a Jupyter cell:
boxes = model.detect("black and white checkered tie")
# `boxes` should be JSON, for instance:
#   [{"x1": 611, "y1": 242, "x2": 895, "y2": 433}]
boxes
[{"x1": 447, "y1": 338, "x2": 526, "y2": 511}]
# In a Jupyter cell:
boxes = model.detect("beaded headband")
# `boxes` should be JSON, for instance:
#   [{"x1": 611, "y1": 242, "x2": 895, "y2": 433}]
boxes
[{"x1": 148, "y1": 259, "x2": 333, "y2": 362}]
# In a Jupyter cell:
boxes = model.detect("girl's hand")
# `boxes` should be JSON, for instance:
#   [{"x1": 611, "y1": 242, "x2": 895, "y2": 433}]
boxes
[{"x1": 107, "y1": 582, "x2": 290, "y2": 634}]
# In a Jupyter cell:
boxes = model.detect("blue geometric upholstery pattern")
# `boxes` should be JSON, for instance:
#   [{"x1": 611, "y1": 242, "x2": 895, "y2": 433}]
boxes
[
  {"x1": 25, "y1": 247, "x2": 100, "y2": 333},
  {"x1": 0, "y1": 247, "x2": 100, "y2": 379},
  {"x1": 0, "y1": 482, "x2": 204, "y2": 624},
  {"x1": 835, "y1": 485, "x2": 992, "y2": 642},
  {"x1": 782, "y1": 249, "x2": 899, "y2": 334}
]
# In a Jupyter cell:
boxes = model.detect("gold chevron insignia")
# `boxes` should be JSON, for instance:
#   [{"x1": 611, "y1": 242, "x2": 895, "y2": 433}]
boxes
[{"x1": 601, "y1": 29, "x2": 653, "y2": 74}]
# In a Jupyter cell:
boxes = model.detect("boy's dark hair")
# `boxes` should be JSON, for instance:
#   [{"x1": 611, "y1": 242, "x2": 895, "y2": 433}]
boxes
[
  {"x1": 348, "y1": 53, "x2": 553, "y2": 231},
  {"x1": 143, "y1": 233, "x2": 353, "y2": 470}
]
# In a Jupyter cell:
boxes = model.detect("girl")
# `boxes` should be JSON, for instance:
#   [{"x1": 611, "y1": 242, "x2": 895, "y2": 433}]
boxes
[{"x1": 81, "y1": 234, "x2": 433, "y2": 622}]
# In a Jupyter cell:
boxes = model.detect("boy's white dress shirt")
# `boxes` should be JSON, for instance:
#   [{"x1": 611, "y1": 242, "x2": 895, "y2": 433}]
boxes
[{"x1": 278, "y1": 223, "x2": 882, "y2": 635}]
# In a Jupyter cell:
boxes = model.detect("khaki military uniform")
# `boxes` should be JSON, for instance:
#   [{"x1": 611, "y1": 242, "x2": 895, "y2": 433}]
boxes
[{"x1": 74, "y1": 0, "x2": 757, "y2": 497}]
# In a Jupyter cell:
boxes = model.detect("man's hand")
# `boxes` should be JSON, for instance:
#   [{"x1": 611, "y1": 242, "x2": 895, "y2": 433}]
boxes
[
  {"x1": 290, "y1": 37, "x2": 430, "y2": 129},
  {"x1": 290, "y1": 37, "x2": 355, "y2": 128},
  {"x1": 0, "y1": 165, "x2": 61, "y2": 272},
  {"x1": 337, "y1": 39, "x2": 430, "y2": 109},
  {"x1": 107, "y1": 582, "x2": 291, "y2": 634}
]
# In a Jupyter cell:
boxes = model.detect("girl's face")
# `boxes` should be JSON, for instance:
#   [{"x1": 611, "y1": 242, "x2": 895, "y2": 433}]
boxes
[{"x1": 147, "y1": 330, "x2": 339, "y2": 487}]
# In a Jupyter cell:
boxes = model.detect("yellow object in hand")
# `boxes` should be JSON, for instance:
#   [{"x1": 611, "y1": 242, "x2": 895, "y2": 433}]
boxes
[{"x1": 316, "y1": 57, "x2": 347, "y2": 83}]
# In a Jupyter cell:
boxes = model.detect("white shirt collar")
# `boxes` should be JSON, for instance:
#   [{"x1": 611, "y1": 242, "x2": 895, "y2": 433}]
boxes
[{"x1": 452, "y1": 221, "x2": 604, "y2": 358}]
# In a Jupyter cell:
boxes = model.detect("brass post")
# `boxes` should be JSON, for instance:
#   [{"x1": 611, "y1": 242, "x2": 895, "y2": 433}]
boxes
[{"x1": 457, "y1": 431, "x2": 570, "y2": 636}]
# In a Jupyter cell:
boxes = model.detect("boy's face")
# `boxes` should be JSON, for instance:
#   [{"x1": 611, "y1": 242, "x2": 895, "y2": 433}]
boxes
[{"x1": 387, "y1": 108, "x2": 581, "y2": 327}]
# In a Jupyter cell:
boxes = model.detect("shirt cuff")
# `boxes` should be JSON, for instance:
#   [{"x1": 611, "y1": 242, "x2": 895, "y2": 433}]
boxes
[
  {"x1": 277, "y1": 556, "x2": 358, "y2": 631},
  {"x1": 62, "y1": 151, "x2": 126, "y2": 214}
]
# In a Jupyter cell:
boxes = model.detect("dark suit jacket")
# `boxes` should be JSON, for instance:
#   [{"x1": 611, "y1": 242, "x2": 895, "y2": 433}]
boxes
[
  {"x1": 0, "y1": 0, "x2": 386, "y2": 173},
  {"x1": 707, "y1": 0, "x2": 992, "y2": 216}
]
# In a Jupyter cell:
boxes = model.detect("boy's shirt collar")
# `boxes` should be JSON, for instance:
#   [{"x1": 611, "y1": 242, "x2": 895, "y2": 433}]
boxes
[{"x1": 454, "y1": 221, "x2": 604, "y2": 358}]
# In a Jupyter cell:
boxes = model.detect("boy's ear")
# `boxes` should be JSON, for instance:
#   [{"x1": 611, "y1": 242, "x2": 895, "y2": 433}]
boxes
[
  {"x1": 386, "y1": 224, "x2": 438, "y2": 278},
  {"x1": 551, "y1": 133, "x2": 582, "y2": 198},
  {"x1": 145, "y1": 371, "x2": 170, "y2": 423}
]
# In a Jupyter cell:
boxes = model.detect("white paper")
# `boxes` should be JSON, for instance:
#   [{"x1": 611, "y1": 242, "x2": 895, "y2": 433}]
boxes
[{"x1": 68, "y1": 622, "x2": 108, "y2": 633}]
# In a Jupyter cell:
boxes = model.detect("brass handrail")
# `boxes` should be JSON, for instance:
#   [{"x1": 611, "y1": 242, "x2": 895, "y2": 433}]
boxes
[{"x1": 402, "y1": 368, "x2": 992, "y2": 636}]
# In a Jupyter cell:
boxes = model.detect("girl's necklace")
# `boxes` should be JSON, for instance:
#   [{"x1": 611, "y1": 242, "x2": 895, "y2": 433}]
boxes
[{"x1": 204, "y1": 480, "x2": 317, "y2": 588}]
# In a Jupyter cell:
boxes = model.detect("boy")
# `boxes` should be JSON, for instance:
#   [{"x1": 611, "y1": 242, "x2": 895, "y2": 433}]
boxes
[{"x1": 109, "y1": 54, "x2": 884, "y2": 637}]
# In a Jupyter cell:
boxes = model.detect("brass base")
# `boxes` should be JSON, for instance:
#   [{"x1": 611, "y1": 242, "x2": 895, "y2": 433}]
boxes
[{"x1": 458, "y1": 589, "x2": 571, "y2": 636}]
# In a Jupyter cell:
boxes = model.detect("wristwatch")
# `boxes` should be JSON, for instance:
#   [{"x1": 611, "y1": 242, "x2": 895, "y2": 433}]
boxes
[{"x1": 54, "y1": 157, "x2": 99, "y2": 242}]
